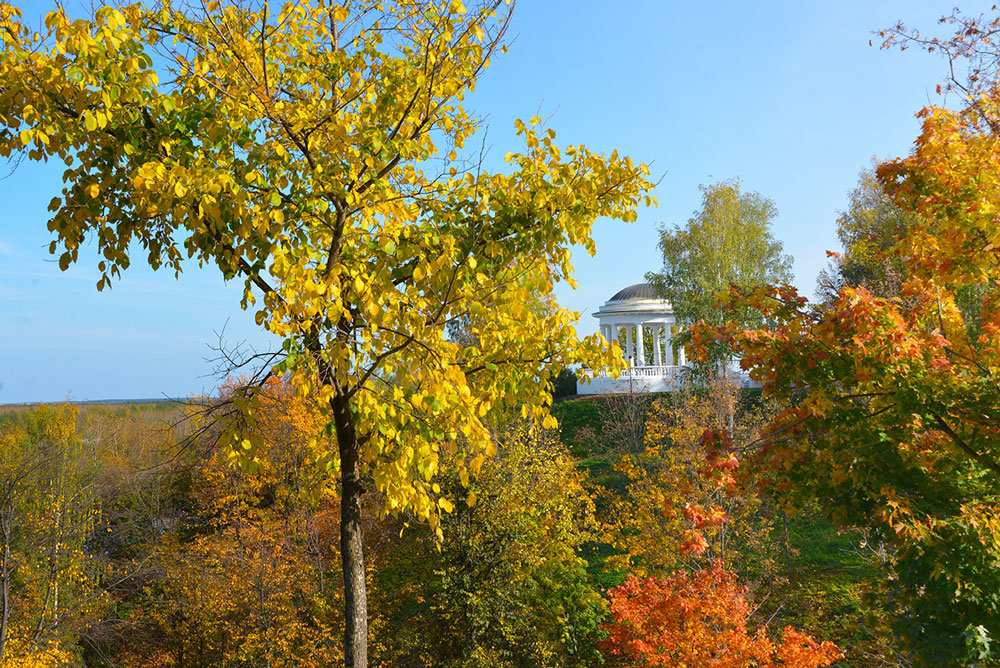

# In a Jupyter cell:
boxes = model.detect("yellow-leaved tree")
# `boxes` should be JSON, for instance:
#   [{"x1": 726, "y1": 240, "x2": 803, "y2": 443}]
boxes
[
  {"x1": 124, "y1": 379, "x2": 344, "y2": 668},
  {"x1": 0, "y1": 2, "x2": 653, "y2": 664},
  {"x1": 606, "y1": 381, "x2": 780, "y2": 581},
  {"x1": 0, "y1": 406, "x2": 103, "y2": 667}
]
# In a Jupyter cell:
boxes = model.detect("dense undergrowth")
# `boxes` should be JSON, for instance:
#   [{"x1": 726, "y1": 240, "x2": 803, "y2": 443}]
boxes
[{"x1": 0, "y1": 389, "x2": 903, "y2": 666}]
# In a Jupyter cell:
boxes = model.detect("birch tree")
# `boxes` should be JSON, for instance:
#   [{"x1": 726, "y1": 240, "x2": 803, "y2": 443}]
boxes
[{"x1": 647, "y1": 178, "x2": 791, "y2": 375}]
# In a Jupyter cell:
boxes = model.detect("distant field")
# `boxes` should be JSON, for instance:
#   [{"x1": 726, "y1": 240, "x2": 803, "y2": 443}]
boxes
[{"x1": 0, "y1": 398, "x2": 198, "y2": 415}]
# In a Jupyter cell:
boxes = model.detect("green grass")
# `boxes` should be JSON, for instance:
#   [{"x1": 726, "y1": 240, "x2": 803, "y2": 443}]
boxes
[
  {"x1": 550, "y1": 397, "x2": 604, "y2": 452},
  {"x1": 759, "y1": 507, "x2": 896, "y2": 667}
]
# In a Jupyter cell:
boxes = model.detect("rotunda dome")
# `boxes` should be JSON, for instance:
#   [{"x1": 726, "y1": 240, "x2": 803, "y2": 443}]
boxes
[{"x1": 609, "y1": 282, "x2": 656, "y2": 301}]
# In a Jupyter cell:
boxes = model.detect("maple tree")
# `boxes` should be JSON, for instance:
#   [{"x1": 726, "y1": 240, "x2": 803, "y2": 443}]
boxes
[
  {"x1": 0, "y1": 2, "x2": 653, "y2": 664},
  {"x1": 697, "y1": 69, "x2": 1000, "y2": 665},
  {"x1": 880, "y1": 7, "x2": 1000, "y2": 105},
  {"x1": 605, "y1": 380, "x2": 780, "y2": 581},
  {"x1": 600, "y1": 561, "x2": 841, "y2": 668}
]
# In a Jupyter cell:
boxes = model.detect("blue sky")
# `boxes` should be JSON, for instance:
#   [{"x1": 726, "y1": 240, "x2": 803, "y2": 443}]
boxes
[{"x1": 0, "y1": 0, "x2": 990, "y2": 402}]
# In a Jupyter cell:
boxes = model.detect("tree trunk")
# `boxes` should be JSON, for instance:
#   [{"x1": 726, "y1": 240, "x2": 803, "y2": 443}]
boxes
[
  {"x1": 780, "y1": 510, "x2": 794, "y2": 582},
  {"x1": 332, "y1": 394, "x2": 368, "y2": 668},
  {"x1": 0, "y1": 521, "x2": 10, "y2": 663}
]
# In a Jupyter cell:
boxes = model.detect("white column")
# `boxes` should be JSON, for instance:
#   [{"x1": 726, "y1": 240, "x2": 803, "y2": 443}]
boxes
[
  {"x1": 678, "y1": 325, "x2": 686, "y2": 365},
  {"x1": 625, "y1": 325, "x2": 633, "y2": 365},
  {"x1": 636, "y1": 323, "x2": 644, "y2": 367},
  {"x1": 659, "y1": 325, "x2": 666, "y2": 365},
  {"x1": 661, "y1": 326, "x2": 668, "y2": 365},
  {"x1": 666, "y1": 325, "x2": 675, "y2": 365},
  {"x1": 653, "y1": 325, "x2": 662, "y2": 366}
]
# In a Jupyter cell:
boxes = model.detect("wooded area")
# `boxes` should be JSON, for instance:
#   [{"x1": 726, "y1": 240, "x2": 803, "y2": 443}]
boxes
[{"x1": 0, "y1": 387, "x2": 853, "y2": 667}]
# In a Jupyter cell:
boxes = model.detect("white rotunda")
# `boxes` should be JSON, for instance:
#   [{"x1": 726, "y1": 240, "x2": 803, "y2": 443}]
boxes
[{"x1": 579, "y1": 283, "x2": 690, "y2": 395}]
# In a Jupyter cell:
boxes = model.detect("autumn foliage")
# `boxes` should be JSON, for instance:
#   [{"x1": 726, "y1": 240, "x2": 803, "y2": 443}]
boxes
[
  {"x1": 11, "y1": 0, "x2": 998, "y2": 664},
  {"x1": 600, "y1": 562, "x2": 841, "y2": 667},
  {"x1": 606, "y1": 380, "x2": 780, "y2": 579},
  {"x1": 0, "y1": 2, "x2": 656, "y2": 663},
  {"x1": 693, "y1": 21, "x2": 1000, "y2": 662}
]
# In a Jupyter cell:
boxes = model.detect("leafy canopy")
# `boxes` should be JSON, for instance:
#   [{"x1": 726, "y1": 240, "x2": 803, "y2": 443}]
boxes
[
  {"x1": 606, "y1": 382, "x2": 780, "y2": 579},
  {"x1": 375, "y1": 423, "x2": 605, "y2": 667},
  {"x1": 647, "y1": 178, "x2": 791, "y2": 371},
  {"x1": 816, "y1": 163, "x2": 918, "y2": 302},
  {"x1": 0, "y1": 1, "x2": 653, "y2": 533},
  {"x1": 703, "y1": 84, "x2": 1000, "y2": 665},
  {"x1": 600, "y1": 563, "x2": 841, "y2": 668}
]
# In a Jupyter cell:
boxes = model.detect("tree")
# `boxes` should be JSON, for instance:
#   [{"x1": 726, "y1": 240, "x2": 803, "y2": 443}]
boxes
[
  {"x1": 599, "y1": 562, "x2": 841, "y2": 668},
  {"x1": 702, "y1": 86, "x2": 1000, "y2": 662},
  {"x1": 0, "y1": 406, "x2": 104, "y2": 667},
  {"x1": 646, "y1": 178, "x2": 792, "y2": 373},
  {"x1": 815, "y1": 163, "x2": 917, "y2": 302},
  {"x1": 137, "y1": 516, "x2": 345, "y2": 667},
  {"x1": 694, "y1": 10, "x2": 1000, "y2": 663},
  {"x1": 129, "y1": 404, "x2": 345, "y2": 667},
  {"x1": 372, "y1": 423, "x2": 604, "y2": 667},
  {"x1": 0, "y1": 3, "x2": 653, "y2": 664},
  {"x1": 880, "y1": 7, "x2": 1000, "y2": 115},
  {"x1": 605, "y1": 380, "x2": 781, "y2": 582},
  {"x1": 597, "y1": 386, "x2": 654, "y2": 456}
]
